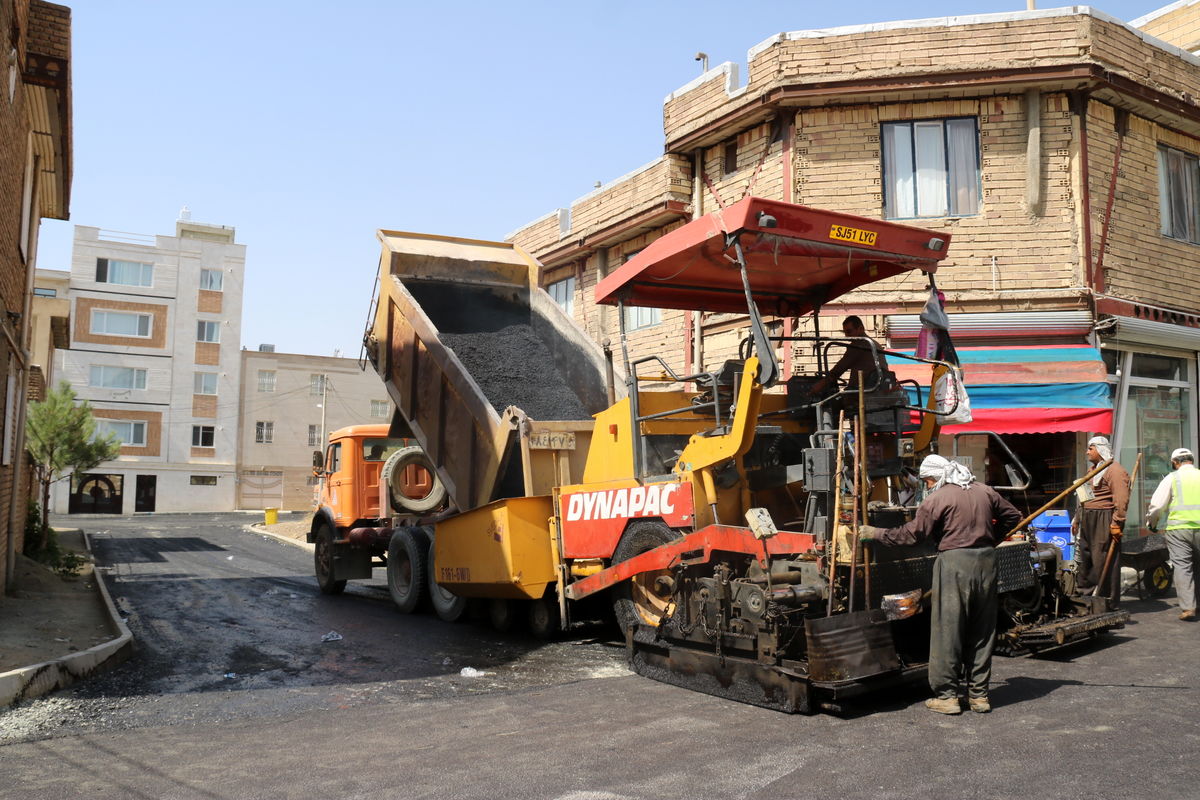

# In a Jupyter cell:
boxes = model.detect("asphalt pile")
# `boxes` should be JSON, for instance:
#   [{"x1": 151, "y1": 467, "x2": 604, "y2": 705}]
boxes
[{"x1": 440, "y1": 324, "x2": 589, "y2": 420}]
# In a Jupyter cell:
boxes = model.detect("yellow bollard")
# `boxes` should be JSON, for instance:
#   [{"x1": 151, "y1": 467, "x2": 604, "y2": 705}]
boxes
[{"x1": 264, "y1": 507, "x2": 278, "y2": 526}]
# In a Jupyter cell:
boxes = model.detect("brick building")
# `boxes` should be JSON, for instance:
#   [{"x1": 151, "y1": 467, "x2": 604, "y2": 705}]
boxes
[
  {"x1": 509, "y1": 5, "x2": 1200, "y2": 525},
  {"x1": 50, "y1": 216, "x2": 246, "y2": 514},
  {"x1": 237, "y1": 348, "x2": 393, "y2": 512},
  {"x1": 1, "y1": 0, "x2": 71, "y2": 594}
]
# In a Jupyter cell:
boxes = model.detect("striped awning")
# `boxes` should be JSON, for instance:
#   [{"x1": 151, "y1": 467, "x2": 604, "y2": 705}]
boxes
[{"x1": 887, "y1": 345, "x2": 1113, "y2": 434}]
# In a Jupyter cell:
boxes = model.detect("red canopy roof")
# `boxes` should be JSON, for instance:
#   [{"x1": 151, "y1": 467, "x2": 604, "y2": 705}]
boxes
[{"x1": 595, "y1": 197, "x2": 951, "y2": 316}]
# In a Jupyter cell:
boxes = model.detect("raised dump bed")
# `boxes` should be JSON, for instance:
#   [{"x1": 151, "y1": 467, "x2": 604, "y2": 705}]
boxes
[{"x1": 367, "y1": 231, "x2": 614, "y2": 513}]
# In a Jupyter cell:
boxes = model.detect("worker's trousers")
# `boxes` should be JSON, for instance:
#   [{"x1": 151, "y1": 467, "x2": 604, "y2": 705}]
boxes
[
  {"x1": 1077, "y1": 507, "x2": 1121, "y2": 605},
  {"x1": 1164, "y1": 528, "x2": 1200, "y2": 613},
  {"x1": 930, "y1": 546, "x2": 998, "y2": 699}
]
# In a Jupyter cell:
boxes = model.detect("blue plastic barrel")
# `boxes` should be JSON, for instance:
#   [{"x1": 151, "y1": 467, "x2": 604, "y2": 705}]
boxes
[{"x1": 1030, "y1": 509, "x2": 1074, "y2": 561}]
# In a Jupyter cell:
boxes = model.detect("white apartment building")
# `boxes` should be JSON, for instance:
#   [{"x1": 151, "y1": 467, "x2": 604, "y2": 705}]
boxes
[
  {"x1": 51, "y1": 216, "x2": 246, "y2": 514},
  {"x1": 238, "y1": 348, "x2": 394, "y2": 511}
]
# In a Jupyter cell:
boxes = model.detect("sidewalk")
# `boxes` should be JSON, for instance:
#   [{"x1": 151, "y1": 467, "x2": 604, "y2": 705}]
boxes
[{"x1": 0, "y1": 529, "x2": 132, "y2": 706}]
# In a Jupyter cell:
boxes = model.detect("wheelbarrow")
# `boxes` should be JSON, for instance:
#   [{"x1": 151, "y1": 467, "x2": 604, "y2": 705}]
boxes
[{"x1": 1122, "y1": 533, "x2": 1173, "y2": 599}]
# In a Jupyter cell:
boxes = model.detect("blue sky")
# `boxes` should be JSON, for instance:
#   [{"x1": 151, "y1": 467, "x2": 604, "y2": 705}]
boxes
[{"x1": 38, "y1": 1, "x2": 1161, "y2": 357}]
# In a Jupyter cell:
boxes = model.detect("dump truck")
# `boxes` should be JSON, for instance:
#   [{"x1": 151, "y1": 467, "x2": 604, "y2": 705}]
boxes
[{"x1": 334, "y1": 197, "x2": 1127, "y2": 712}]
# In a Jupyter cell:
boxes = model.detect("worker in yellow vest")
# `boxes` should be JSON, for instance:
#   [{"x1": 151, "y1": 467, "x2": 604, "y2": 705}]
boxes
[{"x1": 1145, "y1": 447, "x2": 1200, "y2": 621}]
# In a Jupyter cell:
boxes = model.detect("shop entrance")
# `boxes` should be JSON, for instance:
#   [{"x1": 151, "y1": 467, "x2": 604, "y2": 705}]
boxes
[{"x1": 135, "y1": 474, "x2": 157, "y2": 512}]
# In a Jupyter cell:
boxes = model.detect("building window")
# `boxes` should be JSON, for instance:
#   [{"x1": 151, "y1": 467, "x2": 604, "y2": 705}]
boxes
[
  {"x1": 882, "y1": 118, "x2": 980, "y2": 219},
  {"x1": 255, "y1": 421, "x2": 274, "y2": 444},
  {"x1": 89, "y1": 365, "x2": 147, "y2": 390},
  {"x1": 193, "y1": 372, "x2": 218, "y2": 395},
  {"x1": 257, "y1": 370, "x2": 276, "y2": 392},
  {"x1": 96, "y1": 419, "x2": 146, "y2": 446},
  {"x1": 723, "y1": 140, "x2": 738, "y2": 175},
  {"x1": 310, "y1": 373, "x2": 326, "y2": 397},
  {"x1": 32, "y1": 287, "x2": 56, "y2": 297},
  {"x1": 308, "y1": 424, "x2": 320, "y2": 447},
  {"x1": 370, "y1": 400, "x2": 389, "y2": 418},
  {"x1": 200, "y1": 268, "x2": 224, "y2": 291},
  {"x1": 190, "y1": 475, "x2": 218, "y2": 486},
  {"x1": 548, "y1": 277, "x2": 575, "y2": 316},
  {"x1": 96, "y1": 258, "x2": 154, "y2": 287},
  {"x1": 191, "y1": 425, "x2": 215, "y2": 447},
  {"x1": 1158, "y1": 145, "x2": 1200, "y2": 244},
  {"x1": 624, "y1": 305, "x2": 661, "y2": 331},
  {"x1": 91, "y1": 310, "x2": 151, "y2": 338},
  {"x1": 196, "y1": 320, "x2": 220, "y2": 343}
]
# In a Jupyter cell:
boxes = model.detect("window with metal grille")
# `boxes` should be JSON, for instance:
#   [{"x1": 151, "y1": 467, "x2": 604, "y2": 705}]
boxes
[{"x1": 255, "y1": 421, "x2": 274, "y2": 444}]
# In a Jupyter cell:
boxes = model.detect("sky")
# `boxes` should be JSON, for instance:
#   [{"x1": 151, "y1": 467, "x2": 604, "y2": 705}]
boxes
[{"x1": 37, "y1": 0, "x2": 1163, "y2": 358}]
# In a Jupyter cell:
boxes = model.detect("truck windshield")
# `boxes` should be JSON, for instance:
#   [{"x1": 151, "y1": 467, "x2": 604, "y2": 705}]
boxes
[{"x1": 362, "y1": 438, "x2": 407, "y2": 462}]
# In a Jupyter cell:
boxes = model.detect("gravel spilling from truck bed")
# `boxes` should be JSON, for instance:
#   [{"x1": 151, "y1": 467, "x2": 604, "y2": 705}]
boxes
[{"x1": 440, "y1": 324, "x2": 589, "y2": 420}]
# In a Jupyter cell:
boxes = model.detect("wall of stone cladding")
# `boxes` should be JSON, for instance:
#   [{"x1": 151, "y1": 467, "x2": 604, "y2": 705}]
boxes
[
  {"x1": 665, "y1": 14, "x2": 1098, "y2": 143},
  {"x1": 700, "y1": 121, "x2": 785, "y2": 210},
  {"x1": 1135, "y1": 5, "x2": 1200, "y2": 50},
  {"x1": 510, "y1": 212, "x2": 560, "y2": 255},
  {"x1": 795, "y1": 94, "x2": 1081, "y2": 309},
  {"x1": 571, "y1": 156, "x2": 692, "y2": 234},
  {"x1": 1090, "y1": 100, "x2": 1200, "y2": 310}
]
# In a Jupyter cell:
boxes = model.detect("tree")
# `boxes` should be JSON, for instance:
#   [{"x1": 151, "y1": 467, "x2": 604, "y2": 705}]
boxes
[{"x1": 25, "y1": 381, "x2": 121, "y2": 545}]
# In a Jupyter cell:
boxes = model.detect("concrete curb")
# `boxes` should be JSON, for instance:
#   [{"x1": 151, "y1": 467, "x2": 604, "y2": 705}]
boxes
[
  {"x1": 243, "y1": 523, "x2": 314, "y2": 552},
  {"x1": 0, "y1": 529, "x2": 134, "y2": 707}
]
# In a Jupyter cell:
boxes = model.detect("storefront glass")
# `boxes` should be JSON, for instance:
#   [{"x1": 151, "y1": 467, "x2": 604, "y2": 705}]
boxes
[{"x1": 1105, "y1": 347, "x2": 1196, "y2": 534}]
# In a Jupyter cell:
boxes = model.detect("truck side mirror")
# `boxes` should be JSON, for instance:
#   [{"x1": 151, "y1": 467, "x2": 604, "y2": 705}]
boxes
[{"x1": 312, "y1": 450, "x2": 324, "y2": 469}]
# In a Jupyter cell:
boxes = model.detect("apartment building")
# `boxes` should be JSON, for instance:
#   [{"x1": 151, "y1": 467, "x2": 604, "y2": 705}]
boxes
[
  {"x1": 29, "y1": 268, "x2": 69, "y2": 392},
  {"x1": 1, "y1": 0, "x2": 71, "y2": 593},
  {"x1": 52, "y1": 216, "x2": 245, "y2": 514},
  {"x1": 508, "y1": 5, "x2": 1200, "y2": 523},
  {"x1": 238, "y1": 348, "x2": 393, "y2": 511}
]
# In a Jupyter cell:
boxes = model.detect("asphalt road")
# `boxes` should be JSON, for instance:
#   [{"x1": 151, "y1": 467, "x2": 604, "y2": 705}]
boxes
[{"x1": 2, "y1": 514, "x2": 1199, "y2": 799}]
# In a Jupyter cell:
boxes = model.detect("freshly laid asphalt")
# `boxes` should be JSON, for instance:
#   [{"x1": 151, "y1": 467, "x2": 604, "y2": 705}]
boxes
[{"x1": 1, "y1": 513, "x2": 1197, "y2": 799}]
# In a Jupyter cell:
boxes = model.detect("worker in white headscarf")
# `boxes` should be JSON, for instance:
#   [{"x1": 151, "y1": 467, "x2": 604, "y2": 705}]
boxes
[
  {"x1": 1075, "y1": 435, "x2": 1130, "y2": 605},
  {"x1": 860, "y1": 453, "x2": 1021, "y2": 715}
]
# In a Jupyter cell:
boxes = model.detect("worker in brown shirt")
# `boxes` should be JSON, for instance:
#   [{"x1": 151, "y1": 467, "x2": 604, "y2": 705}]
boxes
[
  {"x1": 861, "y1": 454, "x2": 1022, "y2": 715},
  {"x1": 1075, "y1": 435, "x2": 1130, "y2": 606}
]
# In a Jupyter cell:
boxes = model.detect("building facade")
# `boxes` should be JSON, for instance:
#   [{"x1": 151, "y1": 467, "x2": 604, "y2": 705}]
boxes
[
  {"x1": 237, "y1": 348, "x2": 394, "y2": 511},
  {"x1": 52, "y1": 217, "x2": 245, "y2": 514},
  {"x1": 508, "y1": 5, "x2": 1200, "y2": 527},
  {"x1": 1, "y1": 0, "x2": 71, "y2": 593}
]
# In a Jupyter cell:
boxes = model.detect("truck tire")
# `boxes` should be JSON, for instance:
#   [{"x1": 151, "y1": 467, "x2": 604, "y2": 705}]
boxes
[
  {"x1": 489, "y1": 599, "x2": 517, "y2": 633},
  {"x1": 382, "y1": 446, "x2": 447, "y2": 514},
  {"x1": 314, "y1": 519, "x2": 346, "y2": 595},
  {"x1": 527, "y1": 588, "x2": 562, "y2": 640},
  {"x1": 387, "y1": 527, "x2": 430, "y2": 613},
  {"x1": 611, "y1": 520, "x2": 677, "y2": 635},
  {"x1": 427, "y1": 538, "x2": 468, "y2": 622}
]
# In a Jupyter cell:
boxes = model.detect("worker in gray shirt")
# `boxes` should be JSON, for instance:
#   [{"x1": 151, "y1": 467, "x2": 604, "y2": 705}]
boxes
[
  {"x1": 1145, "y1": 447, "x2": 1200, "y2": 621},
  {"x1": 860, "y1": 454, "x2": 1022, "y2": 715}
]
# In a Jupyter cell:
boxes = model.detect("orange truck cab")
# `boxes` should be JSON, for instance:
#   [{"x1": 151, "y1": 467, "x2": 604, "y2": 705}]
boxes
[{"x1": 309, "y1": 424, "x2": 442, "y2": 594}]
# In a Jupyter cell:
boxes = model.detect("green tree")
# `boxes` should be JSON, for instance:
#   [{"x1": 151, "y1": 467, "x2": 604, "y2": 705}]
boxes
[{"x1": 25, "y1": 381, "x2": 121, "y2": 545}]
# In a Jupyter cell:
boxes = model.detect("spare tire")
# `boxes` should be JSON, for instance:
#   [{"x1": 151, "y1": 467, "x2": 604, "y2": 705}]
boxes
[{"x1": 382, "y1": 446, "x2": 446, "y2": 514}]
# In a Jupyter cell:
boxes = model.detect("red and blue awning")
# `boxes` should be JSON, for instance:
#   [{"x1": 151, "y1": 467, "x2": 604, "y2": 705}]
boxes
[{"x1": 887, "y1": 345, "x2": 1113, "y2": 434}]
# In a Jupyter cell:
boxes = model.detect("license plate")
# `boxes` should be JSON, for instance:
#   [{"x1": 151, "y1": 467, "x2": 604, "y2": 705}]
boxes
[{"x1": 829, "y1": 224, "x2": 878, "y2": 246}]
